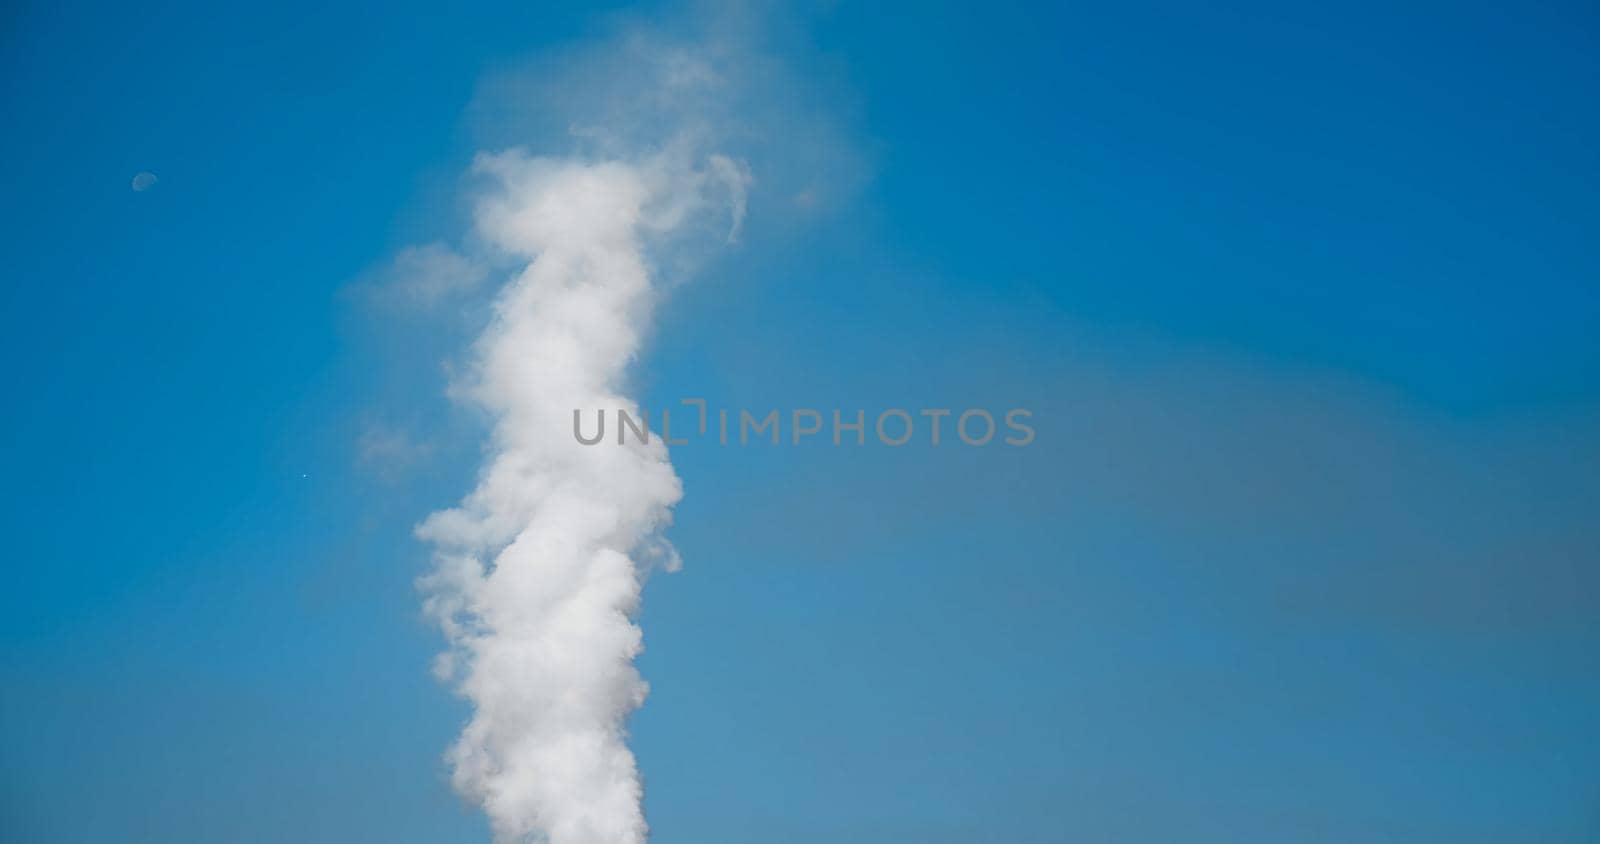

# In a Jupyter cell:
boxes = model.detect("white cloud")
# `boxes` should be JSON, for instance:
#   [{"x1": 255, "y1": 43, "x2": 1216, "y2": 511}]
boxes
[{"x1": 411, "y1": 35, "x2": 755, "y2": 844}]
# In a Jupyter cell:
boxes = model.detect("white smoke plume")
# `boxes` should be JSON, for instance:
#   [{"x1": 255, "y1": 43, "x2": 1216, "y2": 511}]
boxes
[{"x1": 413, "y1": 47, "x2": 751, "y2": 843}]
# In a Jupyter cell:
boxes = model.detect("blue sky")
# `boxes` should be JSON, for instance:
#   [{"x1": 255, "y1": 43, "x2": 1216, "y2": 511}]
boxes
[{"x1": 2, "y1": 1, "x2": 1597, "y2": 841}]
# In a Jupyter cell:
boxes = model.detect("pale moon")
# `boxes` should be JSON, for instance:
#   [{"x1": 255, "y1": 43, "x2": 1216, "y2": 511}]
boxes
[{"x1": 131, "y1": 172, "x2": 158, "y2": 192}]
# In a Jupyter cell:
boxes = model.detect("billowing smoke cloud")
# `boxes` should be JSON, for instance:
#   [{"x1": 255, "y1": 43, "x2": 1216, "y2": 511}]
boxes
[{"x1": 413, "y1": 51, "x2": 750, "y2": 844}]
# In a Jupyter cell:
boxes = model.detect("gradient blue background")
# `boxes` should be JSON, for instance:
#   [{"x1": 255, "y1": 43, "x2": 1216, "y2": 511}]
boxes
[{"x1": 2, "y1": 1, "x2": 1597, "y2": 841}]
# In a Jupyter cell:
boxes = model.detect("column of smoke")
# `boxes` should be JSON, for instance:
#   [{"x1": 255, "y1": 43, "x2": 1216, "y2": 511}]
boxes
[{"x1": 414, "y1": 57, "x2": 750, "y2": 842}]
